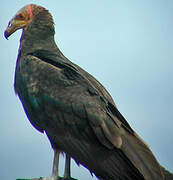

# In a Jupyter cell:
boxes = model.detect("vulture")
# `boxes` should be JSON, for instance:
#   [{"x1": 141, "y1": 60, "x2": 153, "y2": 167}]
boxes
[{"x1": 5, "y1": 4, "x2": 165, "y2": 180}]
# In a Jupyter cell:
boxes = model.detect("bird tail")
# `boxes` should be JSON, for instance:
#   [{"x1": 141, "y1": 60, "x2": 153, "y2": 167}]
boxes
[{"x1": 121, "y1": 130, "x2": 164, "y2": 180}]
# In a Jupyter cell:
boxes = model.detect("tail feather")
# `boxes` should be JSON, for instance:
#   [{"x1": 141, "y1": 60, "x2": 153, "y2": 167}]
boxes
[{"x1": 121, "y1": 130, "x2": 164, "y2": 180}]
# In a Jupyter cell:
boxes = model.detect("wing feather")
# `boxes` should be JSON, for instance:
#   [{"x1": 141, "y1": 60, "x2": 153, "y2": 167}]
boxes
[{"x1": 15, "y1": 50, "x2": 164, "y2": 180}]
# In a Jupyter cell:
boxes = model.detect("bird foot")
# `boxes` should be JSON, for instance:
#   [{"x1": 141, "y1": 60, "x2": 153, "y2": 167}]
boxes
[
  {"x1": 40, "y1": 176, "x2": 77, "y2": 180},
  {"x1": 16, "y1": 177, "x2": 77, "y2": 180},
  {"x1": 59, "y1": 178, "x2": 77, "y2": 180}
]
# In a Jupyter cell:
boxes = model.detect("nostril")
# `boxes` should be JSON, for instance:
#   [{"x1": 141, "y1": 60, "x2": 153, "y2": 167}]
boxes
[{"x1": 8, "y1": 21, "x2": 12, "y2": 27}]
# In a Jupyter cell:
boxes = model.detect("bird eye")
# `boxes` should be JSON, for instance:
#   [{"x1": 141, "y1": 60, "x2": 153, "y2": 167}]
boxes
[{"x1": 17, "y1": 13, "x2": 25, "y2": 20}]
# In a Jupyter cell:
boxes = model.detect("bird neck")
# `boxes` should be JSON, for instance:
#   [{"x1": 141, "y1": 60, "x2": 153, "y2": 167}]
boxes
[
  {"x1": 19, "y1": 31, "x2": 59, "y2": 55},
  {"x1": 19, "y1": 12, "x2": 61, "y2": 56}
]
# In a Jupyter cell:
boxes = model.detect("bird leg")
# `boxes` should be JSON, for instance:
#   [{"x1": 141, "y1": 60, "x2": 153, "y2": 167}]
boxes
[
  {"x1": 52, "y1": 149, "x2": 60, "y2": 179},
  {"x1": 40, "y1": 149, "x2": 60, "y2": 180},
  {"x1": 17, "y1": 150, "x2": 76, "y2": 180},
  {"x1": 41, "y1": 150, "x2": 73, "y2": 180},
  {"x1": 63, "y1": 154, "x2": 71, "y2": 178}
]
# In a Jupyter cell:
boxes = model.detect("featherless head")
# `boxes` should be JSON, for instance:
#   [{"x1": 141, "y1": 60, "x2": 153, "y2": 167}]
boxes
[{"x1": 4, "y1": 4, "x2": 54, "y2": 39}]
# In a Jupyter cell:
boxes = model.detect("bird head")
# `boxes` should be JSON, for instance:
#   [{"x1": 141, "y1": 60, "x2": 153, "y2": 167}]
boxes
[
  {"x1": 4, "y1": 4, "x2": 54, "y2": 40},
  {"x1": 4, "y1": 4, "x2": 34, "y2": 39}
]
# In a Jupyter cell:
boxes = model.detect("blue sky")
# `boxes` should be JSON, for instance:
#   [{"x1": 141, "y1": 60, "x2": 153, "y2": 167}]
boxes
[{"x1": 1, "y1": 1, "x2": 173, "y2": 180}]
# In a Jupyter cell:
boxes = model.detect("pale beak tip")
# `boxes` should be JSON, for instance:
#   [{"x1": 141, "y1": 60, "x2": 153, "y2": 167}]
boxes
[{"x1": 4, "y1": 31, "x2": 9, "y2": 40}]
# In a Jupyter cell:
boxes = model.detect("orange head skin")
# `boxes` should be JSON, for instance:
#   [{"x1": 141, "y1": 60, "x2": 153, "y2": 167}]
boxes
[{"x1": 4, "y1": 4, "x2": 33, "y2": 39}]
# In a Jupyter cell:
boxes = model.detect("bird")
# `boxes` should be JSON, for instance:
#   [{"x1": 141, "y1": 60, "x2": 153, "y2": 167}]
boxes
[{"x1": 4, "y1": 4, "x2": 164, "y2": 180}]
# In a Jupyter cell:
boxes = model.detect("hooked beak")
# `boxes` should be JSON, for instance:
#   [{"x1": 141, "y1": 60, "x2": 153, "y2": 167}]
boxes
[
  {"x1": 4, "y1": 19, "x2": 22, "y2": 40},
  {"x1": 4, "y1": 19, "x2": 24, "y2": 40},
  {"x1": 4, "y1": 20, "x2": 16, "y2": 39}
]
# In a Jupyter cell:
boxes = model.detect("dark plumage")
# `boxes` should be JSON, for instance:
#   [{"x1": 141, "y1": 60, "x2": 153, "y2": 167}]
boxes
[{"x1": 5, "y1": 4, "x2": 165, "y2": 180}]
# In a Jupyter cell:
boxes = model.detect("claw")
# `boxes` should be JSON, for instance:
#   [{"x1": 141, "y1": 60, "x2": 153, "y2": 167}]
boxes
[{"x1": 16, "y1": 177, "x2": 77, "y2": 180}]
